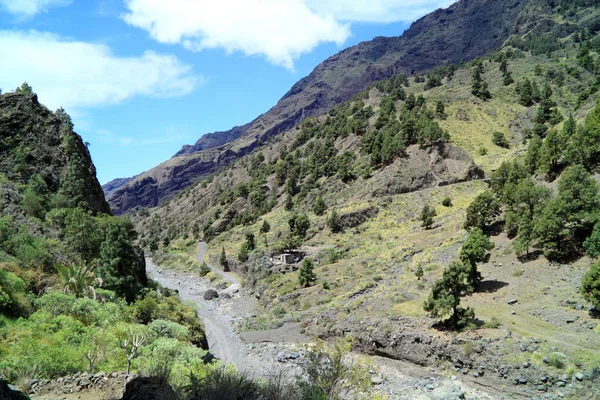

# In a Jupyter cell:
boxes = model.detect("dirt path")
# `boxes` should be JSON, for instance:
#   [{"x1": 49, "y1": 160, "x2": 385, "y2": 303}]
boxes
[{"x1": 197, "y1": 241, "x2": 240, "y2": 286}]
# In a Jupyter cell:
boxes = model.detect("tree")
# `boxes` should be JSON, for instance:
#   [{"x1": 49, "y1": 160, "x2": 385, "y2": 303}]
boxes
[
  {"x1": 260, "y1": 220, "x2": 270, "y2": 234},
  {"x1": 525, "y1": 135, "x2": 543, "y2": 174},
  {"x1": 471, "y1": 61, "x2": 491, "y2": 100},
  {"x1": 121, "y1": 328, "x2": 147, "y2": 375},
  {"x1": 557, "y1": 165, "x2": 599, "y2": 234},
  {"x1": 313, "y1": 195, "x2": 326, "y2": 216},
  {"x1": 289, "y1": 213, "x2": 310, "y2": 238},
  {"x1": 245, "y1": 232, "x2": 256, "y2": 251},
  {"x1": 584, "y1": 223, "x2": 600, "y2": 259},
  {"x1": 499, "y1": 58, "x2": 508, "y2": 74},
  {"x1": 534, "y1": 198, "x2": 568, "y2": 256},
  {"x1": 284, "y1": 193, "x2": 294, "y2": 211},
  {"x1": 420, "y1": 204, "x2": 437, "y2": 229},
  {"x1": 460, "y1": 228, "x2": 494, "y2": 286},
  {"x1": 503, "y1": 71, "x2": 514, "y2": 86},
  {"x1": 57, "y1": 263, "x2": 102, "y2": 299},
  {"x1": 435, "y1": 101, "x2": 446, "y2": 117},
  {"x1": 219, "y1": 247, "x2": 229, "y2": 272},
  {"x1": 514, "y1": 218, "x2": 535, "y2": 258},
  {"x1": 442, "y1": 196, "x2": 452, "y2": 207},
  {"x1": 298, "y1": 258, "x2": 317, "y2": 288},
  {"x1": 518, "y1": 79, "x2": 533, "y2": 106},
  {"x1": 15, "y1": 82, "x2": 33, "y2": 94},
  {"x1": 238, "y1": 243, "x2": 249, "y2": 262},
  {"x1": 327, "y1": 210, "x2": 342, "y2": 233},
  {"x1": 492, "y1": 131, "x2": 510, "y2": 148},
  {"x1": 539, "y1": 129, "x2": 562, "y2": 179},
  {"x1": 415, "y1": 265, "x2": 424, "y2": 280},
  {"x1": 98, "y1": 219, "x2": 147, "y2": 302},
  {"x1": 423, "y1": 260, "x2": 474, "y2": 327},
  {"x1": 581, "y1": 262, "x2": 600, "y2": 308},
  {"x1": 464, "y1": 191, "x2": 500, "y2": 232}
]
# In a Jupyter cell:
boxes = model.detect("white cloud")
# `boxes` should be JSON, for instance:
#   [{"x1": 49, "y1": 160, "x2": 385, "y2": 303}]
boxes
[
  {"x1": 122, "y1": 0, "x2": 350, "y2": 70},
  {"x1": 0, "y1": 30, "x2": 199, "y2": 111},
  {"x1": 306, "y1": 0, "x2": 457, "y2": 23},
  {"x1": 122, "y1": 0, "x2": 455, "y2": 69},
  {"x1": 0, "y1": 0, "x2": 71, "y2": 17}
]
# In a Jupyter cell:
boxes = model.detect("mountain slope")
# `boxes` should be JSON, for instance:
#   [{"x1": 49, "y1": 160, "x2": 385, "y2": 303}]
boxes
[
  {"x1": 130, "y1": 1, "x2": 600, "y2": 396},
  {"x1": 105, "y1": 0, "x2": 552, "y2": 214},
  {"x1": 0, "y1": 90, "x2": 110, "y2": 215}
]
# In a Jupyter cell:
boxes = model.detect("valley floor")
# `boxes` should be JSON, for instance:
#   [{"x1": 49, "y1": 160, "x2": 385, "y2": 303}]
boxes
[{"x1": 147, "y1": 247, "x2": 532, "y2": 400}]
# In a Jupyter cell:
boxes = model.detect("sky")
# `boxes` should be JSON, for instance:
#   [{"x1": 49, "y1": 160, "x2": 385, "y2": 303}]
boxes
[{"x1": 0, "y1": 0, "x2": 455, "y2": 184}]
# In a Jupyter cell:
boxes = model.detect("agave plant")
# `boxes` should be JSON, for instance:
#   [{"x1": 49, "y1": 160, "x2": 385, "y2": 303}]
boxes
[{"x1": 57, "y1": 263, "x2": 103, "y2": 299}]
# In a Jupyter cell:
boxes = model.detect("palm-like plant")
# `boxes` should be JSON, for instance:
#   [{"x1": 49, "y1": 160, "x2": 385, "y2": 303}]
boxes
[{"x1": 57, "y1": 263, "x2": 103, "y2": 299}]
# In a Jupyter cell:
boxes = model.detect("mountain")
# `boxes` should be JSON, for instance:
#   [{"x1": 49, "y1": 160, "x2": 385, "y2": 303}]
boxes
[
  {"x1": 0, "y1": 90, "x2": 110, "y2": 215},
  {"x1": 129, "y1": 1, "x2": 600, "y2": 397},
  {"x1": 105, "y1": 0, "x2": 547, "y2": 214}
]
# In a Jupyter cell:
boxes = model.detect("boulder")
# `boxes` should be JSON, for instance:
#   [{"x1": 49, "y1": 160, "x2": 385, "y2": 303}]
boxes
[
  {"x1": 0, "y1": 380, "x2": 29, "y2": 400},
  {"x1": 429, "y1": 381, "x2": 465, "y2": 400},
  {"x1": 203, "y1": 289, "x2": 219, "y2": 300},
  {"x1": 120, "y1": 377, "x2": 177, "y2": 400}
]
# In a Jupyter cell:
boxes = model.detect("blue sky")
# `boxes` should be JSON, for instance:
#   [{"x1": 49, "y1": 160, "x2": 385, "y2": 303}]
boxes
[{"x1": 0, "y1": 0, "x2": 454, "y2": 184}]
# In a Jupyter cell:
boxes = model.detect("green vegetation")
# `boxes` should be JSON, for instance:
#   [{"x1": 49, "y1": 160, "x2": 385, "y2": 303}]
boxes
[
  {"x1": 298, "y1": 258, "x2": 317, "y2": 288},
  {"x1": 460, "y1": 228, "x2": 494, "y2": 287},
  {"x1": 420, "y1": 204, "x2": 436, "y2": 229},
  {"x1": 581, "y1": 262, "x2": 600, "y2": 308},
  {"x1": 0, "y1": 91, "x2": 210, "y2": 389},
  {"x1": 423, "y1": 260, "x2": 474, "y2": 327}
]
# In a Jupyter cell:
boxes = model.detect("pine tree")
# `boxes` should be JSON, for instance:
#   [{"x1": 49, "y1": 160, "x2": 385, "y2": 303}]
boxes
[
  {"x1": 471, "y1": 61, "x2": 491, "y2": 100},
  {"x1": 423, "y1": 260, "x2": 474, "y2": 327},
  {"x1": 514, "y1": 218, "x2": 535, "y2": 259},
  {"x1": 518, "y1": 79, "x2": 533, "y2": 106},
  {"x1": 220, "y1": 247, "x2": 229, "y2": 272},
  {"x1": 245, "y1": 232, "x2": 256, "y2": 251},
  {"x1": 327, "y1": 210, "x2": 342, "y2": 233},
  {"x1": 98, "y1": 219, "x2": 147, "y2": 302},
  {"x1": 503, "y1": 71, "x2": 514, "y2": 86},
  {"x1": 415, "y1": 265, "x2": 424, "y2": 280},
  {"x1": 260, "y1": 220, "x2": 270, "y2": 234},
  {"x1": 581, "y1": 262, "x2": 600, "y2": 308},
  {"x1": 525, "y1": 135, "x2": 543, "y2": 174},
  {"x1": 435, "y1": 100, "x2": 446, "y2": 117},
  {"x1": 284, "y1": 193, "x2": 294, "y2": 211},
  {"x1": 238, "y1": 243, "x2": 249, "y2": 262},
  {"x1": 298, "y1": 258, "x2": 317, "y2": 288},
  {"x1": 464, "y1": 191, "x2": 500, "y2": 232},
  {"x1": 313, "y1": 195, "x2": 326, "y2": 216},
  {"x1": 460, "y1": 228, "x2": 494, "y2": 287},
  {"x1": 420, "y1": 204, "x2": 437, "y2": 229}
]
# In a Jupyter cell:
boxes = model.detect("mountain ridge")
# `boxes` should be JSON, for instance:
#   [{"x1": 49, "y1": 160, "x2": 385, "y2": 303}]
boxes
[{"x1": 104, "y1": 0, "x2": 537, "y2": 214}]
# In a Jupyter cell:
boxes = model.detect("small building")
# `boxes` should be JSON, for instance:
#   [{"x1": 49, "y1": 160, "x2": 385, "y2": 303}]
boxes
[{"x1": 274, "y1": 251, "x2": 305, "y2": 265}]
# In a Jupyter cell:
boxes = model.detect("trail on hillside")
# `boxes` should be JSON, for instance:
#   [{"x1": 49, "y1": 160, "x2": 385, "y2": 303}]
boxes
[{"x1": 197, "y1": 241, "x2": 240, "y2": 286}]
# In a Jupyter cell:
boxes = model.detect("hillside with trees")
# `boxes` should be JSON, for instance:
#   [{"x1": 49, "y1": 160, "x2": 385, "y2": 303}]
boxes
[
  {"x1": 104, "y1": 0, "x2": 577, "y2": 215},
  {"x1": 0, "y1": 89, "x2": 210, "y2": 395},
  {"x1": 130, "y1": 1, "x2": 600, "y2": 398}
]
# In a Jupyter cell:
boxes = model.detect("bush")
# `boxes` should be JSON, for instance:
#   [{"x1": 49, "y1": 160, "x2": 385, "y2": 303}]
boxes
[
  {"x1": 442, "y1": 196, "x2": 452, "y2": 207},
  {"x1": 149, "y1": 319, "x2": 189, "y2": 340},
  {"x1": 492, "y1": 131, "x2": 510, "y2": 148}
]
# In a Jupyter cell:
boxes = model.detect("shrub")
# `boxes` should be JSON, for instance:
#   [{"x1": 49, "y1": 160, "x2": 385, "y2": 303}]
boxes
[
  {"x1": 441, "y1": 196, "x2": 452, "y2": 207},
  {"x1": 149, "y1": 319, "x2": 189, "y2": 340},
  {"x1": 492, "y1": 131, "x2": 510, "y2": 148}
]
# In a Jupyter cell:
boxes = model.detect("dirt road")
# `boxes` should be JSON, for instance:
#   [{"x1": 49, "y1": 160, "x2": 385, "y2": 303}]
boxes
[{"x1": 197, "y1": 241, "x2": 240, "y2": 286}]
